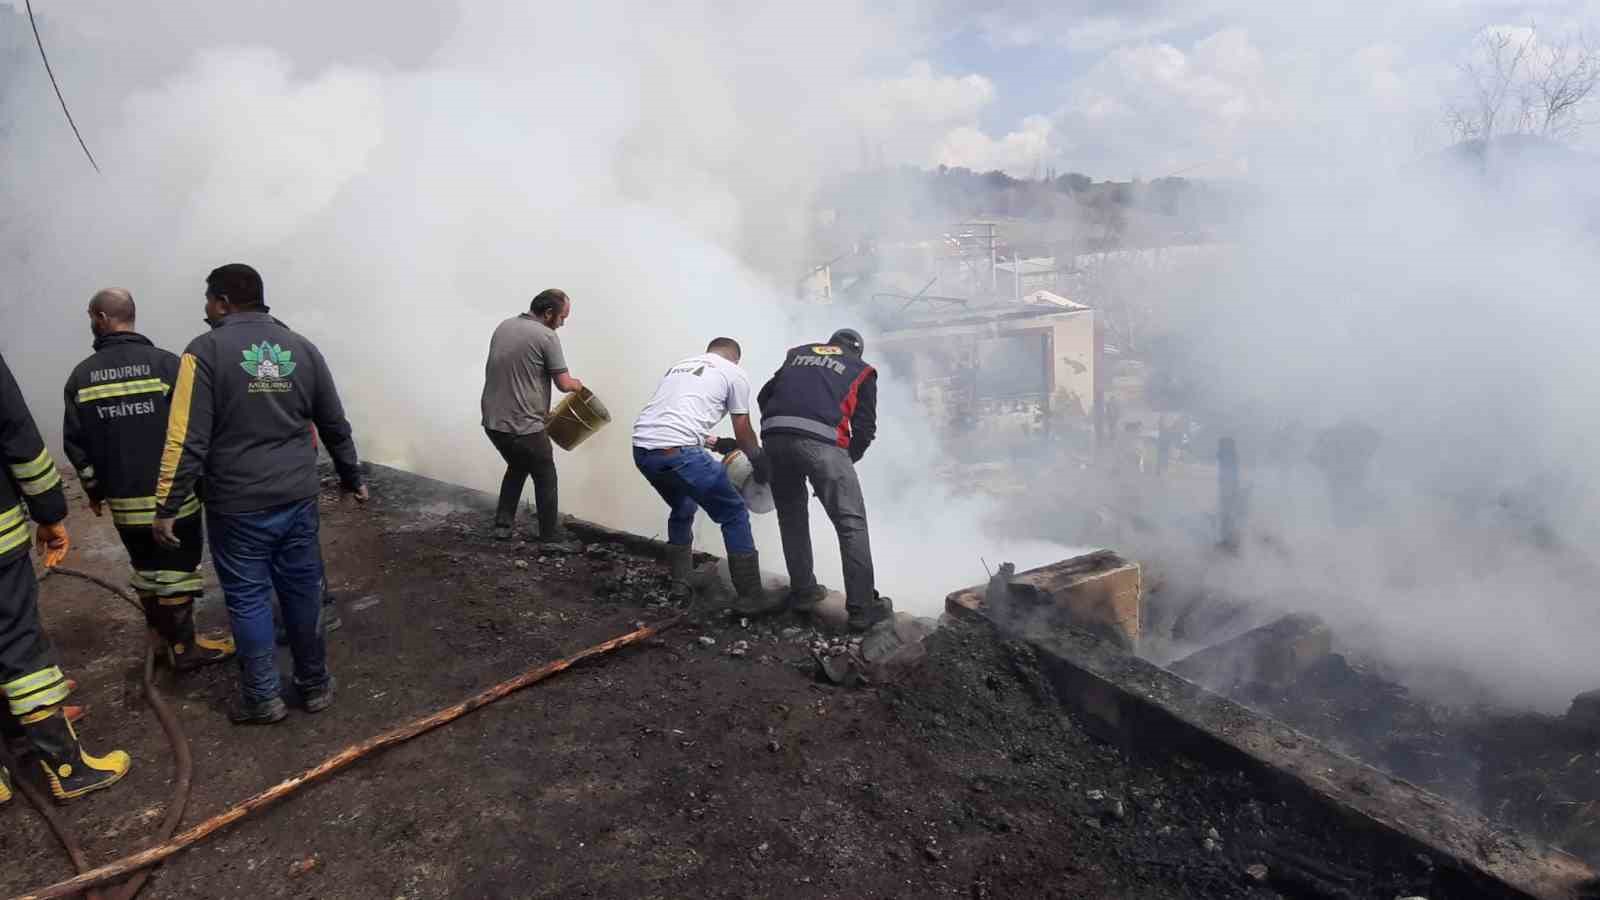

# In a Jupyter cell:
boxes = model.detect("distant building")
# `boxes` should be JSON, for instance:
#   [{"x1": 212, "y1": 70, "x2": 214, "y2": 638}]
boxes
[
  {"x1": 798, "y1": 263, "x2": 832, "y2": 303},
  {"x1": 877, "y1": 299, "x2": 1096, "y2": 460},
  {"x1": 995, "y1": 256, "x2": 1065, "y2": 298}
]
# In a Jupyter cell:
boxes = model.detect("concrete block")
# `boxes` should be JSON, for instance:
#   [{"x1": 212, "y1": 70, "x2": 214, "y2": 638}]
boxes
[
  {"x1": 946, "y1": 551, "x2": 1141, "y2": 649},
  {"x1": 1168, "y1": 613, "x2": 1332, "y2": 693}
]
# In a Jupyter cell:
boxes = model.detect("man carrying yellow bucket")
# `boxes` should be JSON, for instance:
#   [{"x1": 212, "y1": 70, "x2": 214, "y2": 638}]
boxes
[
  {"x1": 481, "y1": 289, "x2": 587, "y2": 546},
  {"x1": 632, "y1": 338, "x2": 775, "y2": 612}
]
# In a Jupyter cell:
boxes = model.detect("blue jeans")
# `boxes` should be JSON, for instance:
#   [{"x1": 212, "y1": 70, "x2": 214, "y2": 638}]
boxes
[
  {"x1": 207, "y1": 498, "x2": 329, "y2": 703},
  {"x1": 633, "y1": 446, "x2": 755, "y2": 554}
]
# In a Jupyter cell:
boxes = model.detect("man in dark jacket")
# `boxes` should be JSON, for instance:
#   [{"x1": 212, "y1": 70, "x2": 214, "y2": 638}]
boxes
[
  {"x1": 757, "y1": 328, "x2": 891, "y2": 632},
  {"x1": 154, "y1": 264, "x2": 367, "y2": 724},
  {"x1": 0, "y1": 351, "x2": 129, "y2": 802},
  {"x1": 62, "y1": 288, "x2": 234, "y2": 672}
]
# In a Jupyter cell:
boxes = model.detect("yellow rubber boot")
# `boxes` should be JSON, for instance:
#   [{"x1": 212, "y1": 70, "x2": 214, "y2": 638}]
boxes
[
  {"x1": 21, "y1": 708, "x2": 130, "y2": 802},
  {"x1": 158, "y1": 595, "x2": 235, "y2": 671},
  {"x1": 0, "y1": 766, "x2": 12, "y2": 805}
]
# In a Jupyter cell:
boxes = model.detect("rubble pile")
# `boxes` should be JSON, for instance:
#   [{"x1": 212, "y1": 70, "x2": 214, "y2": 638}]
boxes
[{"x1": 1169, "y1": 606, "x2": 1600, "y2": 868}]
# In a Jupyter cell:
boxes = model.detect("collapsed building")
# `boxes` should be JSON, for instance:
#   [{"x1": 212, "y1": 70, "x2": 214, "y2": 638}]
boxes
[{"x1": 876, "y1": 292, "x2": 1097, "y2": 461}]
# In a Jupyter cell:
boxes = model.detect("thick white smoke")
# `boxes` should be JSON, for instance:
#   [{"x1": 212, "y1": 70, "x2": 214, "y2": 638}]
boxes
[
  {"x1": 0, "y1": 1, "x2": 1070, "y2": 617},
  {"x1": 1085, "y1": 142, "x2": 1600, "y2": 712}
]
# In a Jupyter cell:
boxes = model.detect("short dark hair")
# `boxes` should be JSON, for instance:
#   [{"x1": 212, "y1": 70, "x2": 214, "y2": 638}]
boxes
[
  {"x1": 206, "y1": 263, "x2": 265, "y2": 309},
  {"x1": 706, "y1": 337, "x2": 741, "y2": 358},
  {"x1": 529, "y1": 288, "x2": 569, "y2": 317}
]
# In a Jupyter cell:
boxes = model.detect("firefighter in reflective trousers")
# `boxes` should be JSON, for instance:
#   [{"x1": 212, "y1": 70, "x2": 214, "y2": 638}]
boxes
[
  {"x1": 62, "y1": 289, "x2": 235, "y2": 672},
  {"x1": 0, "y1": 350, "x2": 130, "y2": 803},
  {"x1": 757, "y1": 328, "x2": 893, "y2": 632}
]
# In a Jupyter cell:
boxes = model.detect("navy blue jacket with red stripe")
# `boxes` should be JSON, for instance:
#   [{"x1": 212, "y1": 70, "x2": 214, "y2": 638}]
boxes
[{"x1": 757, "y1": 342, "x2": 877, "y2": 461}]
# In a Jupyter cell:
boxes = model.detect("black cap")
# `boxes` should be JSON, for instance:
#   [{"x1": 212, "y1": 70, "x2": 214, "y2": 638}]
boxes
[{"x1": 829, "y1": 328, "x2": 864, "y2": 356}]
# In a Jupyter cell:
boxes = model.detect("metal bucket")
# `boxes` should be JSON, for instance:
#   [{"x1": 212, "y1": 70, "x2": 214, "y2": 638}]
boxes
[
  {"x1": 721, "y1": 449, "x2": 775, "y2": 514},
  {"x1": 546, "y1": 387, "x2": 612, "y2": 451}
]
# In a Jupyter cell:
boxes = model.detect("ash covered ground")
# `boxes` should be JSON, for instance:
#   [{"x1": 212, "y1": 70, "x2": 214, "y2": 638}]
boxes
[{"x1": 0, "y1": 465, "x2": 1462, "y2": 898}]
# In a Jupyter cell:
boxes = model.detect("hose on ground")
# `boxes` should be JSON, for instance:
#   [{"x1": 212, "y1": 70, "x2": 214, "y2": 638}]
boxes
[
  {"x1": 0, "y1": 738, "x2": 102, "y2": 900},
  {"x1": 30, "y1": 566, "x2": 193, "y2": 900},
  {"x1": 13, "y1": 615, "x2": 681, "y2": 900}
]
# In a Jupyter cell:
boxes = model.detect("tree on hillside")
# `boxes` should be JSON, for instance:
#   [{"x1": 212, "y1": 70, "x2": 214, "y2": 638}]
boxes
[{"x1": 1446, "y1": 26, "x2": 1600, "y2": 142}]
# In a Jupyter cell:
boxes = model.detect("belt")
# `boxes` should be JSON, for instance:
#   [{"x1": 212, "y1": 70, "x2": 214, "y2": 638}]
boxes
[{"x1": 637, "y1": 445, "x2": 699, "y2": 456}]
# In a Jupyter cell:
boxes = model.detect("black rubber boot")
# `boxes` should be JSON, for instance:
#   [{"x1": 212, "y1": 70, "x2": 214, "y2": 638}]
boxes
[
  {"x1": 786, "y1": 583, "x2": 827, "y2": 614},
  {"x1": 21, "y1": 708, "x2": 130, "y2": 801},
  {"x1": 727, "y1": 552, "x2": 781, "y2": 616},
  {"x1": 666, "y1": 543, "x2": 694, "y2": 603},
  {"x1": 156, "y1": 596, "x2": 235, "y2": 672},
  {"x1": 847, "y1": 592, "x2": 895, "y2": 633}
]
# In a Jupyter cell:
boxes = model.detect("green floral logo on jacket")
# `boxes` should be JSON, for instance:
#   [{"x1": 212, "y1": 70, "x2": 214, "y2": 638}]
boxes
[{"x1": 241, "y1": 343, "x2": 296, "y2": 379}]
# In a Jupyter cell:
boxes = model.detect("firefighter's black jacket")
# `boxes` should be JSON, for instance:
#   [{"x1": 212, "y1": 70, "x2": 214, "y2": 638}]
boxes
[
  {"x1": 757, "y1": 342, "x2": 878, "y2": 461},
  {"x1": 62, "y1": 332, "x2": 199, "y2": 526},
  {"x1": 0, "y1": 352, "x2": 66, "y2": 562}
]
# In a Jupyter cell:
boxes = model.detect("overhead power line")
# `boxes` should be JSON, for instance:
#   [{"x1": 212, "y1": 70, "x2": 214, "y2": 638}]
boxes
[{"x1": 24, "y1": 0, "x2": 99, "y2": 173}]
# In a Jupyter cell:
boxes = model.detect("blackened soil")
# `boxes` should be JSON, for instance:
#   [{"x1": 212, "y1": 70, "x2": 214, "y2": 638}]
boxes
[{"x1": 0, "y1": 467, "x2": 1437, "y2": 898}]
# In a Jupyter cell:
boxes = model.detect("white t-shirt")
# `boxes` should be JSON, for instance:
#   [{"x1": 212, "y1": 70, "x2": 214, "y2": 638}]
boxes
[{"x1": 632, "y1": 353, "x2": 752, "y2": 450}]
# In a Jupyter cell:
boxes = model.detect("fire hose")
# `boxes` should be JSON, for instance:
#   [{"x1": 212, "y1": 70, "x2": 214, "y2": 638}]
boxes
[
  {"x1": 11, "y1": 611, "x2": 680, "y2": 900},
  {"x1": 13, "y1": 566, "x2": 191, "y2": 900}
]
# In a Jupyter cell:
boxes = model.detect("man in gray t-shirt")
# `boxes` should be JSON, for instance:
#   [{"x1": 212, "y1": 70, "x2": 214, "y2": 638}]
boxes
[{"x1": 481, "y1": 289, "x2": 584, "y2": 542}]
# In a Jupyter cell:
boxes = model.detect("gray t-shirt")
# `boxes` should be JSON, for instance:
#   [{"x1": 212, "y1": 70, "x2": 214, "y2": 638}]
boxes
[{"x1": 481, "y1": 313, "x2": 568, "y2": 434}]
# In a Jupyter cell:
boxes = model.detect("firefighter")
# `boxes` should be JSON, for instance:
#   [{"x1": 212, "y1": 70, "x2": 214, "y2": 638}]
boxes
[
  {"x1": 61, "y1": 288, "x2": 235, "y2": 671},
  {"x1": 756, "y1": 328, "x2": 892, "y2": 632},
  {"x1": 0, "y1": 351, "x2": 130, "y2": 802},
  {"x1": 155, "y1": 263, "x2": 367, "y2": 725}
]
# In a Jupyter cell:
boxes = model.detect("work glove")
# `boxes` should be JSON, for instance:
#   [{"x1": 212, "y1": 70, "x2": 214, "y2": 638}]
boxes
[
  {"x1": 749, "y1": 448, "x2": 771, "y2": 486},
  {"x1": 35, "y1": 521, "x2": 69, "y2": 569},
  {"x1": 711, "y1": 437, "x2": 739, "y2": 455}
]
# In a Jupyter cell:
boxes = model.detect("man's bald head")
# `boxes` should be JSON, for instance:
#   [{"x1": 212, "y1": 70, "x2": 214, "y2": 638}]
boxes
[
  {"x1": 89, "y1": 289, "x2": 135, "y2": 323},
  {"x1": 87, "y1": 288, "x2": 136, "y2": 339}
]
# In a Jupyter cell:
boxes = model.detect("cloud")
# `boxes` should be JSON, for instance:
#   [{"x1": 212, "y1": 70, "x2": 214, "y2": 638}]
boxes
[
  {"x1": 846, "y1": 61, "x2": 1001, "y2": 168},
  {"x1": 962, "y1": 0, "x2": 1237, "y2": 51},
  {"x1": 847, "y1": 61, "x2": 1061, "y2": 176},
  {"x1": 933, "y1": 114, "x2": 1055, "y2": 173},
  {"x1": 850, "y1": 61, "x2": 996, "y2": 130},
  {"x1": 1046, "y1": 28, "x2": 1274, "y2": 177}
]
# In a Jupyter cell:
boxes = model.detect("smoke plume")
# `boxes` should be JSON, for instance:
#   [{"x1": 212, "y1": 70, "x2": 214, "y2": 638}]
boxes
[{"x1": 0, "y1": 1, "x2": 1069, "y2": 618}]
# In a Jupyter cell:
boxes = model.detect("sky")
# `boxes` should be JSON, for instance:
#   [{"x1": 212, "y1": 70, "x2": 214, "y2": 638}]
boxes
[
  {"x1": 4, "y1": 1, "x2": 1596, "y2": 184},
  {"x1": 892, "y1": 0, "x2": 1600, "y2": 178}
]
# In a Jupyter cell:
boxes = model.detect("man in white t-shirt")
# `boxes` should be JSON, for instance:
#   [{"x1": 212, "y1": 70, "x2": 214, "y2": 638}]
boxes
[{"x1": 632, "y1": 337, "x2": 773, "y2": 612}]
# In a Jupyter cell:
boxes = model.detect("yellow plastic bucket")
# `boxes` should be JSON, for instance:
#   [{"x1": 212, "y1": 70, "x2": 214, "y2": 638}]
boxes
[{"x1": 546, "y1": 387, "x2": 612, "y2": 451}]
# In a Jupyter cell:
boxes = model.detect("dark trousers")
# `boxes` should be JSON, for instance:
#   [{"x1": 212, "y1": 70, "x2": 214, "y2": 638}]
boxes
[
  {"x1": 0, "y1": 554, "x2": 60, "y2": 711},
  {"x1": 208, "y1": 499, "x2": 329, "y2": 703},
  {"x1": 765, "y1": 434, "x2": 877, "y2": 614},
  {"x1": 486, "y1": 428, "x2": 559, "y2": 538},
  {"x1": 117, "y1": 512, "x2": 205, "y2": 599}
]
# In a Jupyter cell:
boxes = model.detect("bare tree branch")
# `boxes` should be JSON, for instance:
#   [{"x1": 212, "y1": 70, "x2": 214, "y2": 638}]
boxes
[{"x1": 1445, "y1": 25, "x2": 1600, "y2": 144}]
